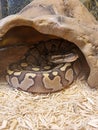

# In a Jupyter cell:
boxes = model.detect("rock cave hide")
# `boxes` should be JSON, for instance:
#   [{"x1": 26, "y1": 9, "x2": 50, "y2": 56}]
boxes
[{"x1": 0, "y1": 0, "x2": 98, "y2": 88}]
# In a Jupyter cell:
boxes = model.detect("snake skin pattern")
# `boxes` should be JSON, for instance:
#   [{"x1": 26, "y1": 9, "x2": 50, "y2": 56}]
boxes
[{"x1": 6, "y1": 39, "x2": 80, "y2": 93}]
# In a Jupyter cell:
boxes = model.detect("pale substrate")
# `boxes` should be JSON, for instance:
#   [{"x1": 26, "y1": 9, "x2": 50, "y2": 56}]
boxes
[{"x1": 0, "y1": 80, "x2": 98, "y2": 130}]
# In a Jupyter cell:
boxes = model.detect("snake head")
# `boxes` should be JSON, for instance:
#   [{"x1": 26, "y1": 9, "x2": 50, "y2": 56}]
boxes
[{"x1": 49, "y1": 53, "x2": 79, "y2": 64}]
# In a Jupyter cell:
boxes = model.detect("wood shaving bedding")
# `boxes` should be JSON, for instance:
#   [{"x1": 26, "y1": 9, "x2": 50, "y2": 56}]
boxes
[{"x1": 0, "y1": 80, "x2": 98, "y2": 130}]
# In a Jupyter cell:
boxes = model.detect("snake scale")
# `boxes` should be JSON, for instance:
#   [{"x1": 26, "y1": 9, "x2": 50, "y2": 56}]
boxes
[{"x1": 6, "y1": 39, "x2": 80, "y2": 93}]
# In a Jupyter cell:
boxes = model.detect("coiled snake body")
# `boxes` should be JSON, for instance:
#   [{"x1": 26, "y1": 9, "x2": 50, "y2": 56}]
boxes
[{"x1": 6, "y1": 39, "x2": 80, "y2": 93}]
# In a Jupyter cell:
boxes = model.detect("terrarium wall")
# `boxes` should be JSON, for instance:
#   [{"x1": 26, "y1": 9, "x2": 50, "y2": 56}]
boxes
[
  {"x1": 80, "y1": 0, "x2": 98, "y2": 20},
  {"x1": 0, "y1": 0, "x2": 32, "y2": 18}
]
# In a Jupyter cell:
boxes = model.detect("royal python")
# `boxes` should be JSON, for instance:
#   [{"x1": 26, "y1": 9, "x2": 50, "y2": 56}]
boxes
[{"x1": 6, "y1": 39, "x2": 80, "y2": 93}]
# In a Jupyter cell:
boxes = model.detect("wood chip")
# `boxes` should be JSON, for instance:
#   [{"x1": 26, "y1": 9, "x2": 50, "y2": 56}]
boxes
[
  {"x1": 0, "y1": 80, "x2": 98, "y2": 129},
  {"x1": 0, "y1": 120, "x2": 7, "y2": 130}
]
